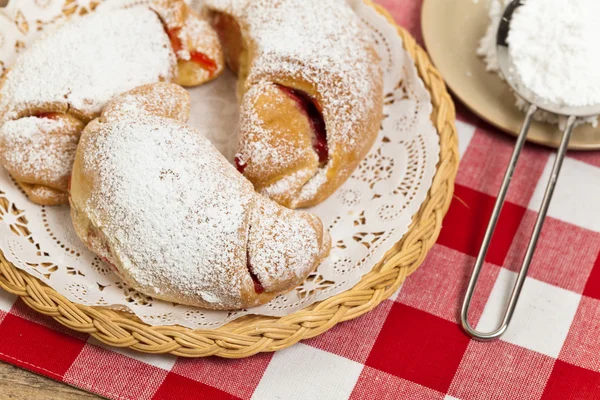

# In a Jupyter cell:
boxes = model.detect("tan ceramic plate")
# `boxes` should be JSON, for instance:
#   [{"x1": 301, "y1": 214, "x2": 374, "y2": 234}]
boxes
[{"x1": 421, "y1": 0, "x2": 600, "y2": 150}]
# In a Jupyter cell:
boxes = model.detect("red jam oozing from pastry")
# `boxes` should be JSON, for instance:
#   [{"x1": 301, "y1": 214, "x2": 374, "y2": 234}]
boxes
[
  {"x1": 277, "y1": 85, "x2": 328, "y2": 165},
  {"x1": 37, "y1": 112, "x2": 61, "y2": 120},
  {"x1": 167, "y1": 28, "x2": 218, "y2": 76},
  {"x1": 167, "y1": 28, "x2": 183, "y2": 53},
  {"x1": 235, "y1": 155, "x2": 247, "y2": 174},
  {"x1": 245, "y1": 245, "x2": 265, "y2": 294},
  {"x1": 190, "y1": 52, "x2": 218, "y2": 75},
  {"x1": 250, "y1": 273, "x2": 265, "y2": 294},
  {"x1": 246, "y1": 251, "x2": 265, "y2": 294}
]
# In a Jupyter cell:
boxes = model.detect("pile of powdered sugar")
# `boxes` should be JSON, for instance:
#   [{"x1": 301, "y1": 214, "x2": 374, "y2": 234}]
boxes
[
  {"x1": 478, "y1": 0, "x2": 599, "y2": 126},
  {"x1": 508, "y1": 0, "x2": 600, "y2": 108}
]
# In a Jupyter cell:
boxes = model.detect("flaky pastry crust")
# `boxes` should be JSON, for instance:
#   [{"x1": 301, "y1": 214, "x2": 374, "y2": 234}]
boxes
[{"x1": 70, "y1": 83, "x2": 331, "y2": 310}]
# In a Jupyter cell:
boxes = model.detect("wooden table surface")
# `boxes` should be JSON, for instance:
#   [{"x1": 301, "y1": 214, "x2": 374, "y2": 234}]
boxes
[{"x1": 0, "y1": 361, "x2": 103, "y2": 400}]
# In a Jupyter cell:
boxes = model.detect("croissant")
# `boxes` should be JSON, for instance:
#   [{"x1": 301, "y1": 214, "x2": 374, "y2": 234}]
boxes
[
  {"x1": 0, "y1": 0, "x2": 224, "y2": 205},
  {"x1": 205, "y1": 0, "x2": 384, "y2": 208},
  {"x1": 151, "y1": 0, "x2": 224, "y2": 87},
  {"x1": 69, "y1": 83, "x2": 331, "y2": 310}
]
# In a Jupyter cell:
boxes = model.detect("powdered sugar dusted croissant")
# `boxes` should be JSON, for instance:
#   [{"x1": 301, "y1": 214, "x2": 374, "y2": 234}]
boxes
[
  {"x1": 205, "y1": 0, "x2": 384, "y2": 208},
  {"x1": 0, "y1": 0, "x2": 223, "y2": 205},
  {"x1": 152, "y1": 0, "x2": 224, "y2": 87},
  {"x1": 0, "y1": 113, "x2": 84, "y2": 205},
  {"x1": 69, "y1": 83, "x2": 331, "y2": 310}
]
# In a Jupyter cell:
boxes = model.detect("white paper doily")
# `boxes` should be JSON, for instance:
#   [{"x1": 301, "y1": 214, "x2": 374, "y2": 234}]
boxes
[{"x1": 0, "y1": 0, "x2": 440, "y2": 329}]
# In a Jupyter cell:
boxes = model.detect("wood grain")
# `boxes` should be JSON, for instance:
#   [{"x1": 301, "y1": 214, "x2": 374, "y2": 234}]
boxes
[{"x1": 0, "y1": 361, "x2": 102, "y2": 400}]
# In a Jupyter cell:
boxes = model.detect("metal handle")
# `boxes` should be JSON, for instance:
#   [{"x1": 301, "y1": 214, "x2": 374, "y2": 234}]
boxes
[{"x1": 461, "y1": 105, "x2": 577, "y2": 341}]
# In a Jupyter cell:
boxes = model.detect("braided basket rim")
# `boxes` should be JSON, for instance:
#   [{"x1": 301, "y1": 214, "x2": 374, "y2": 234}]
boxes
[{"x1": 0, "y1": 0, "x2": 459, "y2": 358}]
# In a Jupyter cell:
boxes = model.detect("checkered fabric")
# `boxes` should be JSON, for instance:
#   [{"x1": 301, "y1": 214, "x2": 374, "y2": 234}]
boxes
[{"x1": 2, "y1": 1, "x2": 600, "y2": 399}]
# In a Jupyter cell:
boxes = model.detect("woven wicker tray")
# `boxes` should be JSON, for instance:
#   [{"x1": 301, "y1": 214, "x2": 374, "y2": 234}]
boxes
[{"x1": 0, "y1": 1, "x2": 459, "y2": 358}]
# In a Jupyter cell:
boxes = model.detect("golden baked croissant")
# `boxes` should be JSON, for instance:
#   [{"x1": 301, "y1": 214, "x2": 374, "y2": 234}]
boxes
[
  {"x1": 69, "y1": 83, "x2": 331, "y2": 310},
  {"x1": 0, "y1": 0, "x2": 224, "y2": 205},
  {"x1": 151, "y1": 0, "x2": 224, "y2": 87},
  {"x1": 205, "y1": 0, "x2": 384, "y2": 208}
]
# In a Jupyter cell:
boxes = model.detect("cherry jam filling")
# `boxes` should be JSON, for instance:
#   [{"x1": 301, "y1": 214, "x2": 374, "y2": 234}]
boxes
[
  {"x1": 235, "y1": 155, "x2": 247, "y2": 174},
  {"x1": 190, "y1": 52, "x2": 218, "y2": 75},
  {"x1": 246, "y1": 246, "x2": 264, "y2": 294},
  {"x1": 276, "y1": 85, "x2": 328, "y2": 165},
  {"x1": 250, "y1": 270, "x2": 265, "y2": 294},
  {"x1": 167, "y1": 28, "x2": 184, "y2": 54},
  {"x1": 36, "y1": 112, "x2": 61, "y2": 120},
  {"x1": 167, "y1": 28, "x2": 218, "y2": 76}
]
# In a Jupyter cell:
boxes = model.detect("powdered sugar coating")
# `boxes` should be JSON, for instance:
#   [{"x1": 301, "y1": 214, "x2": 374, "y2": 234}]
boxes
[
  {"x1": 0, "y1": 7, "x2": 176, "y2": 123},
  {"x1": 20, "y1": 182, "x2": 69, "y2": 206},
  {"x1": 0, "y1": 117, "x2": 78, "y2": 190},
  {"x1": 27, "y1": 185, "x2": 65, "y2": 199},
  {"x1": 248, "y1": 199, "x2": 326, "y2": 292},
  {"x1": 101, "y1": 82, "x2": 190, "y2": 123},
  {"x1": 207, "y1": 0, "x2": 377, "y2": 114},
  {"x1": 206, "y1": 0, "x2": 383, "y2": 207},
  {"x1": 174, "y1": 14, "x2": 224, "y2": 84},
  {"x1": 150, "y1": 1, "x2": 224, "y2": 85},
  {"x1": 78, "y1": 117, "x2": 252, "y2": 307},
  {"x1": 71, "y1": 103, "x2": 329, "y2": 309},
  {"x1": 260, "y1": 169, "x2": 315, "y2": 202},
  {"x1": 177, "y1": 14, "x2": 222, "y2": 64},
  {"x1": 241, "y1": 83, "x2": 317, "y2": 170}
]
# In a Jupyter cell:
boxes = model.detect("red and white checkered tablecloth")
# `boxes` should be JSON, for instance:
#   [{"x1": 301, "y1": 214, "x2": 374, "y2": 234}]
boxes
[{"x1": 2, "y1": 1, "x2": 600, "y2": 399}]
